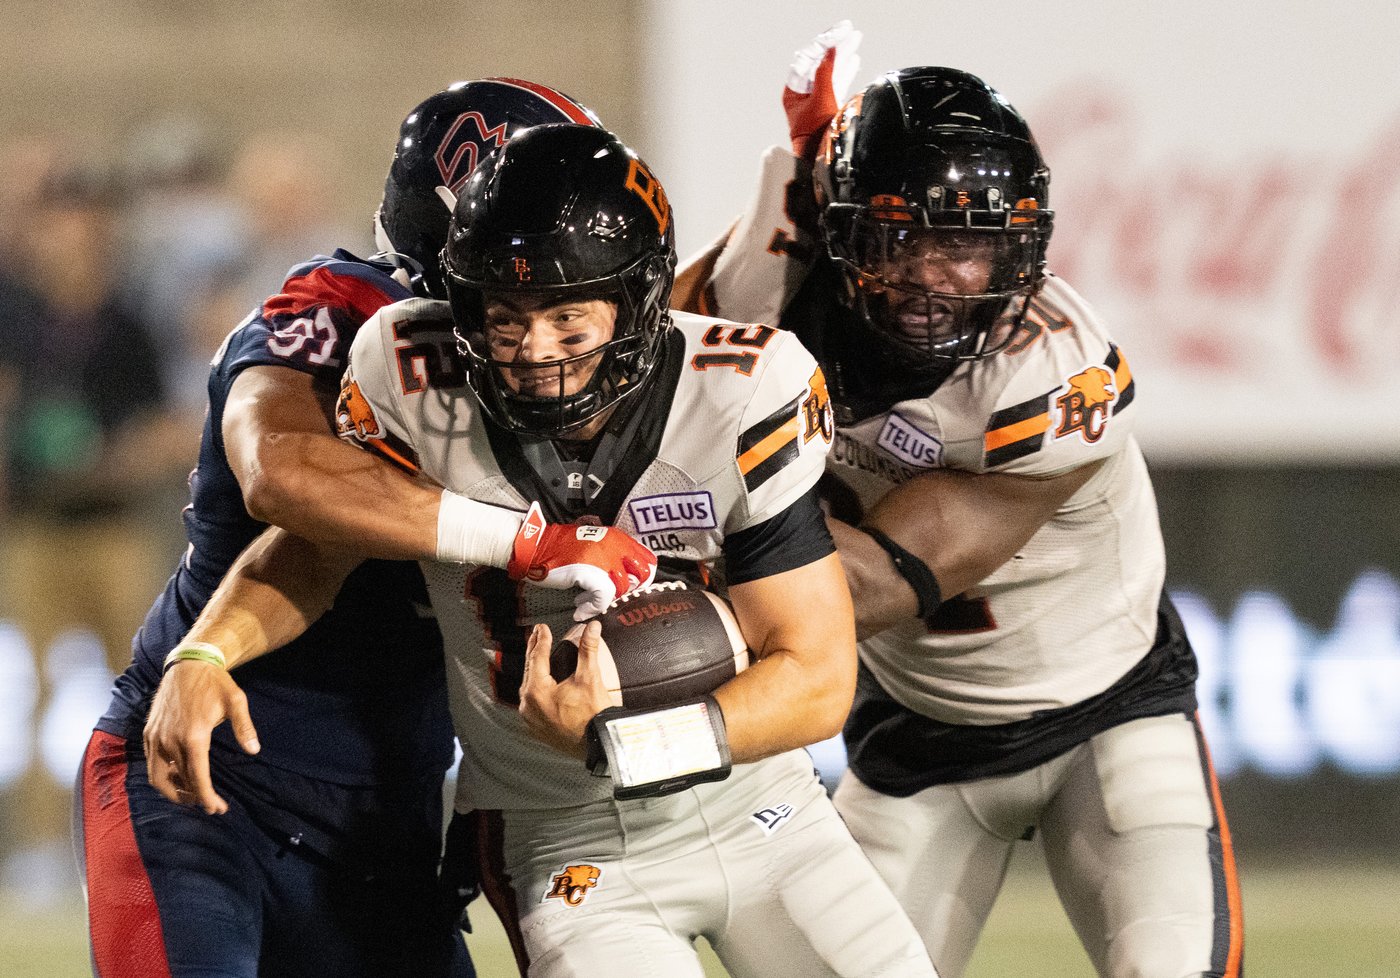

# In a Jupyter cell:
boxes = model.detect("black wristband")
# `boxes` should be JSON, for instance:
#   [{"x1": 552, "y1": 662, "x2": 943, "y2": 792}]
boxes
[
  {"x1": 584, "y1": 707, "x2": 625, "y2": 777},
  {"x1": 861, "y1": 526, "x2": 943, "y2": 619}
]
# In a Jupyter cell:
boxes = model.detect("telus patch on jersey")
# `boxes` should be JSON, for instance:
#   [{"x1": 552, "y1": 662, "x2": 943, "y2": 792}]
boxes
[
  {"x1": 628, "y1": 492, "x2": 718, "y2": 533},
  {"x1": 877, "y1": 413, "x2": 944, "y2": 469}
]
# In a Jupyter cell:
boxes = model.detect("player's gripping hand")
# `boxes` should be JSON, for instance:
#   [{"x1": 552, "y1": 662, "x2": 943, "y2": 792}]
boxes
[
  {"x1": 506, "y1": 502, "x2": 657, "y2": 620},
  {"x1": 518, "y1": 621, "x2": 613, "y2": 758},
  {"x1": 144, "y1": 658, "x2": 261, "y2": 816},
  {"x1": 783, "y1": 19, "x2": 863, "y2": 159}
]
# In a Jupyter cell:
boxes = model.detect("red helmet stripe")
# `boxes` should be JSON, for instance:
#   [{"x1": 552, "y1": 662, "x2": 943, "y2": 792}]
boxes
[{"x1": 485, "y1": 77, "x2": 597, "y2": 126}]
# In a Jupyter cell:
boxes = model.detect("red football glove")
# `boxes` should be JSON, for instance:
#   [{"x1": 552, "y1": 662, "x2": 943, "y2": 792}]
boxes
[
  {"x1": 506, "y1": 503, "x2": 658, "y2": 620},
  {"x1": 783, "y1": 20, "x2": 863, "y2": 160}
]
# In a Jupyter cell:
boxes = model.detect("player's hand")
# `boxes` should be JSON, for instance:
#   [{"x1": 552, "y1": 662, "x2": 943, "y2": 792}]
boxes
[
  {"x1": 507, "y1": 502, "x2": 658, "y2": 620},
  {"x1": 143, "y1": 661, "x2": 260, "y2": 815},
  {"x1": 518, "y1": 622, "x2": 614, "y2": 759},
  {"x1": 783, "y1": 19, "x2": 863, "y2": 159}
]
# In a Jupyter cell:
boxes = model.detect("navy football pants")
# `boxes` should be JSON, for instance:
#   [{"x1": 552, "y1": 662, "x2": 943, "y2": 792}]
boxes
[{"x1": 77, "y1": 731, "x2": 474, "y2": 978}]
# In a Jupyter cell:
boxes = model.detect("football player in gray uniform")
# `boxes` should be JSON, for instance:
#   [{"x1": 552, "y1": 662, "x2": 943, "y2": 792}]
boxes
[
  {"x1": 150, "y1": 123, "x2": 938, "y2": 978},
  {"x1": 685, "y1": 51, "x2": 1244, "y2": 978}
]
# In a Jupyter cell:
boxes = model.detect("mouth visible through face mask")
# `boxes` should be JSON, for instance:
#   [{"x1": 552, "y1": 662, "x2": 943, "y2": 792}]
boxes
[
  {"x1": 502, "y1": 355, "x2": 596, "y2": 399},
  {"x1": 887, "y1": 295, "x2": 958, "y2": 349}
]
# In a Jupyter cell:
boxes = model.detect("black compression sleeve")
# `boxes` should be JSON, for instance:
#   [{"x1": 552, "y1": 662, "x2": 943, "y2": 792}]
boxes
[{"x1": 722, "y1": 486, "x2": 835, "y2": 585}]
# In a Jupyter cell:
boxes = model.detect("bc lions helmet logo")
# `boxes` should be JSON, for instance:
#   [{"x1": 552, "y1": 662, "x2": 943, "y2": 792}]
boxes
[
  {"x1": 545, "y1": 863, "x2": 602, "y2": 907},
  {"x1": 624, "y1": 159, "x2": 670, "y2": 236},
  {"x1": 1054, "y1": 365, "x2": 1116, "y2": 443},
  {"x1": 434, "y1": 112, "x2": 510, "y2": 194},
  {"x1": 335, "y1": 374, "x2": 381, "y2": 441}
]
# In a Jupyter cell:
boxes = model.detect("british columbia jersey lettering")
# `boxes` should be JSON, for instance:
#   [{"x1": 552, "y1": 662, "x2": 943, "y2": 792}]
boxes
[
  {"x1": 338, "y1": 300, "x2": 832, "y2": 811},
  {"x1": 828, "y1": 274, "x2": 1168, "y2": 725}
]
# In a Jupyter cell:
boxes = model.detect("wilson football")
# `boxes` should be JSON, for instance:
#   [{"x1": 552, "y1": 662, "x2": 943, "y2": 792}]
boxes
[{"x1": 551, "y1": 581, "x2": 750, "y2": 708}]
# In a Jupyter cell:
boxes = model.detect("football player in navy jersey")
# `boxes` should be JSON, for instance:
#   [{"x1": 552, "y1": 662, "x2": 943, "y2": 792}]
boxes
[
  {"x1": 77, "y1": 80, "x2": 656, "y2": 978},
  {"x1": 685, "y1": 33, "x2": 1244, "y2": 978}
]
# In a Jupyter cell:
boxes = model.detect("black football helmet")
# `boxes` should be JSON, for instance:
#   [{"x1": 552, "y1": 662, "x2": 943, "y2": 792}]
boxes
[
  {"x1": 374, "y1": 78, "x2": 600, "y2": 297},
  {"x1": 817, "y1": 67, "x2": 1053, "y2": 370},
  {"x1": 442, "y1": 124, "x2": 677, "y2": 437}
]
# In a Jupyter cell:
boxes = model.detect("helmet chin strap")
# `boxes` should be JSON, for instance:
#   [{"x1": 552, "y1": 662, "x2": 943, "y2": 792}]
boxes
[
  {"x1": 372, "y1": 208, "x2": 429, "y2": 293},
  {"x1": 434, "y1": 185, "x2": 458, "y2": 210}
]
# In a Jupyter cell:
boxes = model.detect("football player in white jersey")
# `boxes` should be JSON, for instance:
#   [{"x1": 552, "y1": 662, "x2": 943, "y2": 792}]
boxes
[
  {"x1": 683, "y1": 52, "x2": 1244, "y2": 978},
  {"x1": 150, "y1": 123, "x2": 937, "y2": 978}
]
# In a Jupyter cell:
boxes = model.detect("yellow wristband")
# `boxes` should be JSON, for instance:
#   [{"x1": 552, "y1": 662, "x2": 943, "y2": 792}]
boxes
[{"x1": 162, "y1": 643, "x2": 228, "y2": 673}]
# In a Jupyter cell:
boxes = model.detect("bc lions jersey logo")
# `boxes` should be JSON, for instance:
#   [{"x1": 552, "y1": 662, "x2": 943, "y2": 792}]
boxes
[
  {"x1": 335, "y1": 374, "x2": 381, "y2": 440},
  {"x1": 802, "y1": 366, "x2": 834, "y2": 445},
  {"x1": 1054, "y1": 365, "x2": 1117, "y2": 444},
  {"x1": 545, "y1": 863, "x2": 602, "y2": 906}
]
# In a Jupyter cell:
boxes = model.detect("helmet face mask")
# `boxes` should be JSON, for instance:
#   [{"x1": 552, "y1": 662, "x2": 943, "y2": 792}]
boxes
[
  {"x1": 827, "y1": 208, "x2": 1045, "y2": 364},
  {"x1": 818, "y1": 67, "x2": 1054, "y2": 372},
  {"x1": 442, "y1": 125, "x2": 676, "y2": 437}
]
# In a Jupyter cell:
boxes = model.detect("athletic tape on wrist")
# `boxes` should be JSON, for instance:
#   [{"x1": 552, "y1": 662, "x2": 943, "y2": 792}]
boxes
[
  {"x1": 162, "y1": 642, "x2": 227, "y2": 673},
  {"x1": 861, "y1": 526, "x2": 942, "y2": 619},
  {"x1": 435, "y1": 490, "x2": 525, "y2": 567}
]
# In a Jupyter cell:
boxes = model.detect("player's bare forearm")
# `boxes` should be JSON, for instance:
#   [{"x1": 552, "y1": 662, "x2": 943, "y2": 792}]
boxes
[
  {"x1": 717, "y1": 553, "x2": 857, "y2": 762},
  {"x1": 225, "y1": 365, "x2": 441, "y2": 559},
  {"x1": 825, "y1": 518, "x2": 919, "y2": 638},
  {"x1": 834, "y1": 461, "x2": 1105, "y2": 634},
  {"x1": 184, "y1": 526, "x2": 361, "y2": 666},
  {"x1": 145, "y1": 527, "x2": 360, "y2": 813}
]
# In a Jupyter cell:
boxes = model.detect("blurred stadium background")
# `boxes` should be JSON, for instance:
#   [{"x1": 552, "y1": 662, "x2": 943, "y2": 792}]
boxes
[{"x1": 1, "y1": 1, "x2": 1396, "y2": 974}]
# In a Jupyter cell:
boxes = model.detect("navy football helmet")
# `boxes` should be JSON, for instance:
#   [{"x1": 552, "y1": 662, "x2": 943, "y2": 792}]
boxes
[
  {"x1": 374, "y1": 78, "x2": 599, "y2": 297},
  {"x1": 817, "y1": 67, "x2": 1053, "y2": 369},
  {"x1": 442, "y1": 124, "x2": 677, "y2": 437}
]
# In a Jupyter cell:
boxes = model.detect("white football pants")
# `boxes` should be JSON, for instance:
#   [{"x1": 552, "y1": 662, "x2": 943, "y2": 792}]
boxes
[
  {"x1": 495, "y1": 749, "x2": 939, "y2": 978},
  {"x1": 833, "y1": 713, "x2": 1243, "y2": 978}
]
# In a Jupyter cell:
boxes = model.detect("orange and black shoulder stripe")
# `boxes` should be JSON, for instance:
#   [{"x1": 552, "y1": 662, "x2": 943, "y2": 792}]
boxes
[
  {"x1": 737, "y1": 397, "x2": 801, "y2": 492},
  {"x1": 983, "y1": 388, "x2": 1056, "y2": 467}
]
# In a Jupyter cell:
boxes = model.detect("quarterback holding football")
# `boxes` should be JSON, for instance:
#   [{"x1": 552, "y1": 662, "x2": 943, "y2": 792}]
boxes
[{"x1": 148, "y1": 123, "x2": 937, "y2": 978}]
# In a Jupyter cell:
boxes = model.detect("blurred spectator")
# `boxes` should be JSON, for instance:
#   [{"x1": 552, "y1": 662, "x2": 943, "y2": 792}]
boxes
[
  {"x1": 0, "y1": 163, "x2": 199, "y2": 899},
  {"x1": 117, "y1": 123, "x2": 364, "y2": 414},
  {"x1": 118, "y1": 114, "x2": 248, "y2": 413},
  {"x1": 224, "y1": 130, "x2": 364, "y2": 304},
  {"x1": 0, "y1": 137, "x2": 61, "y2": 265}
]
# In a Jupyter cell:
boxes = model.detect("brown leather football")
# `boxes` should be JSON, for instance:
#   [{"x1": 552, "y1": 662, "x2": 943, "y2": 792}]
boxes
[{"x1": 551, "y1": 582, "x2": 750, "y2": 708}]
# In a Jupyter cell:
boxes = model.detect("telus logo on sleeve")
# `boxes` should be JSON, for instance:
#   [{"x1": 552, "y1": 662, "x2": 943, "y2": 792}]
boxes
[
  {"x1": 877, "y1": 414, "x2": 943, "y2": 468},
  {"x1": 627, "y1": 492, "x2": 717, "y2": 533}
]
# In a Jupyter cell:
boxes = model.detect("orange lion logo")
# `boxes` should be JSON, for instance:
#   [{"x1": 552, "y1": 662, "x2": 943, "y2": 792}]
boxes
[
  {"x1": 545, "y1": 864, "x2": 602, "y2": 907},
  {"x1": 335, "y1": 374, "x2": 381, "y2": 441},
  {"x1": 1054, "y1": 365, "x2": 1117, "y2": 443}
]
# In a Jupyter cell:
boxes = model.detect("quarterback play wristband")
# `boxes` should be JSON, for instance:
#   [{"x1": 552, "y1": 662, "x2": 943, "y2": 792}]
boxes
[
  {"x1": 162, "y1": 643, "x2": 227, "y2": 673},
  {"x1": 435, "y1": 490, "x2": 524, "y2": 566},
  {"x1": 585, "y1": 696, "x2": 732, "y2": 800},
  {"x1": 862, "y1": 527, "x2": 943, "y2": 620}
]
